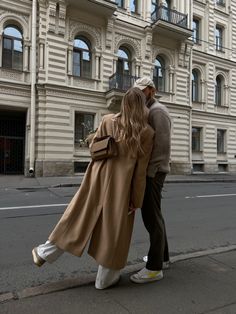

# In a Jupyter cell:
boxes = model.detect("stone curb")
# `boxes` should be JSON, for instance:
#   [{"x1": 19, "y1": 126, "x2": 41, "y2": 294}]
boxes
[
  {"x1": 1, "y1": 245, "x2": 235, "y2": 303},
  {"x1": 9, "y1": 178, "x2": 236, "y2": 190}
]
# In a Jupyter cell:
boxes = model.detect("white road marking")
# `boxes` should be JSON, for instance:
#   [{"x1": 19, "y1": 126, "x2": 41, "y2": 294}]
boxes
[
  {"x1": 0, "y1": 203, "x2": 68, "y2": 211},
  {"x1": 185, "y1": 193, "x2": 236, "y2": 199}
]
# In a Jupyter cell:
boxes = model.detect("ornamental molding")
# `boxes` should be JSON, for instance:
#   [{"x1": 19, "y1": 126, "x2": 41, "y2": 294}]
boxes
[
  {"x1": 0, "y1": 11, "x2": 30, "y2": 39},
  {"x1": 0, "y1": 86, "x2": 30, "y2": 97},
  {"x1": 69, "y1": 21, "x2": 102, "y2": 49},
  {"x1": 152, "y1": 47, "x2": 174, "y2": 64},
  {"x1": 114, "y1": 34, "x2": 141, "y2": 59},
  {"x1": 192, "y1": 64, "x2": 205, "y2": 77}
]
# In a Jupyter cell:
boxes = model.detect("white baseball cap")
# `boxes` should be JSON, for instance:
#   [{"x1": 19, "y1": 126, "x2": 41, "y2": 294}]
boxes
[{"x1": 134, "y1": 77, "x2": 156, "y2": 90}]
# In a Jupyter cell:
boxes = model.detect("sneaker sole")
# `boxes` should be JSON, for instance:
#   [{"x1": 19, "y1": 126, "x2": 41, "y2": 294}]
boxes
[
  {"x1": 130, "y1": 274, "x2": 163, "y2": 284},
  {"x1": 95, "y1": 276, "x2": 121, "y2": 290}
]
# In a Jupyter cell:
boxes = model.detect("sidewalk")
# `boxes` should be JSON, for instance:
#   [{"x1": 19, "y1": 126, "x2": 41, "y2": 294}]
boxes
[
  {"x1": 1, "y1": 173, "x2": 236, "y2": 189},
  {"x1": 1, "y1": 249, "x2": 236, "y2": 314}
]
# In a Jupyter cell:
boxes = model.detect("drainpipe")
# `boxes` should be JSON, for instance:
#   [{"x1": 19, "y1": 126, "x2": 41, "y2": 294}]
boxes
[
  {"x1": 188, "y1": 0, "x2": 193, "y2": 174},
  {"x1": 29, "y1": 0, "x2": 37, "y2": 176}
]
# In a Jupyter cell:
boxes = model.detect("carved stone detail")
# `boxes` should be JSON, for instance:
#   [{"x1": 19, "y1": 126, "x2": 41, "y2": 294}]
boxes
[
  {"x1": 47, "y1": 0, "x2": 66, "y2": 35},
  {"x1": 144, "y1": 27, "x2": 152, "y2": 60},
  {"x1": 0, "y1": 86, "x2": 30, "y2": 97},
  {"x1": 106, "y1": 17, "x2": 115, "y2": 50},
  {"x1": 69, "y1": 21, "x2": 102, "y2": 49},
  {"x1": 114, "y1": 34, "x2": 141, "y2": 58},
  {"x1": 178, "y1": 42, "x2": 191, "y2": 68},
  {"x1": 0, "y1": 11, "x2": 30, "y2": 39},
  {"x1": 72, "y1": 78, "x2": 96, "y2": 89}
]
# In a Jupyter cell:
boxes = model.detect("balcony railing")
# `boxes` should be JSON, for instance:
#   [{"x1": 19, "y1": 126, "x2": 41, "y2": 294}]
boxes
[
  {"x1": 151, "y1": 5, "x2": 188, "y2": 29},
  {"x1": 109, "y1": 73, "x2": 138, "y2": 91}
]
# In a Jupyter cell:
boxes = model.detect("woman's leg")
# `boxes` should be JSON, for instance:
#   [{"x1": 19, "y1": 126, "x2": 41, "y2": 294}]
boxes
[
  {"x1": 95, "y1": 265, "x2": 120, "y2": 289},
  {"x1": 33, "y1": 240, "x2": 64, "y2": 265}
]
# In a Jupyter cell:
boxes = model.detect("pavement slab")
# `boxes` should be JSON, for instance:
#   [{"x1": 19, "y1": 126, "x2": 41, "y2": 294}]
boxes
[{"x1": 1, "y1": 250, "x2": 236, "y2": 314}]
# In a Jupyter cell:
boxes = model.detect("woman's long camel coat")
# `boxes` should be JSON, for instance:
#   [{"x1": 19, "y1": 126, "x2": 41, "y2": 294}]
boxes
[{"x1": 49, "y1": 114, "x2": 154, "y2": 270}]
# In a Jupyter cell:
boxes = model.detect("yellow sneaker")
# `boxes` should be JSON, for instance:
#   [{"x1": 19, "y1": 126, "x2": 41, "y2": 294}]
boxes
[{"x1": 130, "y1": 267, "x2": 163, "y2": 283}]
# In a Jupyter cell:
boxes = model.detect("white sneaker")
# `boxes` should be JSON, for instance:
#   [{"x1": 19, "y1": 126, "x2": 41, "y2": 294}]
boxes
[
  {"x1": 130, "y1": 267, "x2": 163, "y2": 284},
  {"x1": 142, "y1": 256, "x2": 170, "y2": 269}
]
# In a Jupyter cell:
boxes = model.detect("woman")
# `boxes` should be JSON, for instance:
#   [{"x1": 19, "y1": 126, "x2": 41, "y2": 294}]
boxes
[{"x1": 32, "y1": 87, "x2": 154, "y2": 289}]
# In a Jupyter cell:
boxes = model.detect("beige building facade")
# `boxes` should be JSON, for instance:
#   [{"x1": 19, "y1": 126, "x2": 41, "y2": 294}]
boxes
[{"x1": 0, "y1": 0, "x2": 236, "y2": 176}]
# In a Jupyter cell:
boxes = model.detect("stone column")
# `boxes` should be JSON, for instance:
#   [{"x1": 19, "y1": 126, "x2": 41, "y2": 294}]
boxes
[
  {"x1": 23, "y1": 45, "x2": 29, "y2": 71},
  {"x1": 113, "y1": 57, "x2": 118, "y2": 73},
  {"x1": 200, "y1": 79, "x2": 205, "y2": 103},
  {"x1": 224, "y1": 84, "x2": 229, "y2": 107},
  {"x1": 169, "y1": 65, "x2": 174, "y2": 93},
  {"x1": 67, "y1": 46, "x2": 73, "y2": 75},
  {"x1": 146, "y1": 0, "x2": 152, "y2": 22},
  {"x1": 95, "y1": 54, "x2": 100, "y2": 80},
  {"x1": 39, "y1": 43, "x2": 44, "y2": 69}
]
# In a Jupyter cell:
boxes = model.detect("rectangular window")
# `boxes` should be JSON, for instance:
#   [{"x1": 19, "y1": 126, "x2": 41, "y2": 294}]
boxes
[
  {"x1": 117, "y1": 0, "x2": 124, "y2": 8},
  {"x1": 216, "y1": 0, "x2": 225, "y2": 6},
  {"x1": 215, "y1": 26, "x2": 223, "y2": 51},
  {"x1": 217, "y1": 129, "x2": 226, "y2": 153},
  {"x1": 192, "y1": 19, "x2": 200, "y2": 44},
  {"x1": 192, "y1": 163, "x2": 204, "y2": 172},
  {"x1": 2, "y1": 38, "x2": 13, "y2": 68},
  {"x1": 192, "y1": 127, "x2": 202, "y2": 152},
  {"x1": 74, "y1": 113, "x2": 95, "y2": 147}
]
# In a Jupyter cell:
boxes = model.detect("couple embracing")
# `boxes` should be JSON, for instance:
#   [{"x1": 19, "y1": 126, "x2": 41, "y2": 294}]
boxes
[{"x1": 32, "y1": 77, "x2": 171, "y2": 290}]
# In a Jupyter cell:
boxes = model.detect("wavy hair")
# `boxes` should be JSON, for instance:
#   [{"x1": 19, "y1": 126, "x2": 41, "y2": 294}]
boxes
[{"x1": 116, "y1": 87, "x2": 148, "y2": 154}]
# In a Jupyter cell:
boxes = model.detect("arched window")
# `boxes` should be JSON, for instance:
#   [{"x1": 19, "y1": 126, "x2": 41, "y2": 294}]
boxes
[
  {"x1": 73, "y1": 36, "x2": 91, "y2": 78},
  {"x1": 117, "y1": 47, "x2": 131, "y2": 76},
  {"x1": 153, "y1": 56, "x2": 165, "y2": 92},
  {"x1": 116, "y1": 47, "x2": 132, "y2": 90},
  {"x1": 2, "y1": 25, "x2": 23, "y2": 70},
  {"x1": 192, "y1": 69, "x2": 200, "y2": 102},
  {"x1": 215, "y1": 75, "x2": 223, "y2": 106}
]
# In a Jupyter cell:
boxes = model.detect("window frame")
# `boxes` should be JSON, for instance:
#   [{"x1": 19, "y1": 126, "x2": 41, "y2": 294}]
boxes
[
  {"x1": 216, "y1": 0, "x2": 225, "y2": 7},
  {"x1": 117, "y1": 46, "x2": 132, "y2": 76},
  {"x1": 74, "y1": 112, "x2": 95, "y2": 147},
  {"x1": 153, "y1": 55, "x2": 166, "y2": 92},
  {"x1": 215, "y1": 75, "x2": 223, "y2": 106},
  {"x1": 192, "y1": 18, "x2": 200, "y2": 44},
  {"x1": 215, "y1": 25, "x2": 224, "y2": 51},
  {"x1": 192, "y1": 127, "x2": 202, "y2": 153},
  {"x1": 2, "y1": 25, "x2": 23, "y2": 71},
  {"x1": 192, "y1": 69, "x2": 200, "y2": 102},
  {"x1": 130, "y1": 0, "x2": 139, "y2": 14},
  {"x1": 73, "y1": 36, "x2": 92, "y2": 79},
  {"x1": 217, "y1": 129, "x2": 226, "y2": 154},
  {"x1": 117, "y1": 0, "x2": 124, "y2": 8}
]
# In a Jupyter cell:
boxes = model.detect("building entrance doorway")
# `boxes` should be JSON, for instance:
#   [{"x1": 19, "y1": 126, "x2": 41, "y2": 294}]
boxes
[{"x1": 0, "y1": 110, "x2": 26, "y2": 174}]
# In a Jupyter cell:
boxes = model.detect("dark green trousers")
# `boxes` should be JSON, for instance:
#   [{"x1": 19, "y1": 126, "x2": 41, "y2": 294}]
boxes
[{"x1": 141, "y1": 172, "x2": 169, "y2": 271}]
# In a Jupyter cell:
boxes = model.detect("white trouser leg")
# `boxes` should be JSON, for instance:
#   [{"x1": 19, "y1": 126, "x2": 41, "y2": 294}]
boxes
[
  {"x1": 37, "y1": 240, "x2": 63, "y2": 263},
  {"x1": 95, "y1": 265, "x2": 120, "y2": 289}
]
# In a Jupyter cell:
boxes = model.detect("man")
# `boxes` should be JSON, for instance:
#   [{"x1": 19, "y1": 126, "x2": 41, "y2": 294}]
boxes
[{"x1": 130, "y1": 77, "x2": 171, "y2": 284}]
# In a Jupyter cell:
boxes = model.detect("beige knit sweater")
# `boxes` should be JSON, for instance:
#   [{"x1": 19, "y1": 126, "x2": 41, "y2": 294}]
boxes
[{"x1": 146, "y1": 99, "x2": 171, "y2": 177}]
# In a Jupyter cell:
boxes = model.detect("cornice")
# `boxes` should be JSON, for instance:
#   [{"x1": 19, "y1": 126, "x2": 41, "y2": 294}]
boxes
[
  {"x1": 0, "y1": 81, "x2": 31, "y2": 96},
  {"x1": 193, "y1": 50, "x2": 236, "y2": 66},
  {"x1": 36, "y1": 83, "x2": 106, "y2": 100}
]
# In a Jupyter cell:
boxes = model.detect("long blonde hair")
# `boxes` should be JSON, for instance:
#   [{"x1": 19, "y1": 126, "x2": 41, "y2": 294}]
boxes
[{"x1": 116, "y1": 87, "x2": 148, "y2": 154}]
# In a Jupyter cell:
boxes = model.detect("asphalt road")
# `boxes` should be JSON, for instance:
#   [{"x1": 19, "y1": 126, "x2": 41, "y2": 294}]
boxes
[{"x1": 0, "y1": 182, "x2": 236, "y2": 295}]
